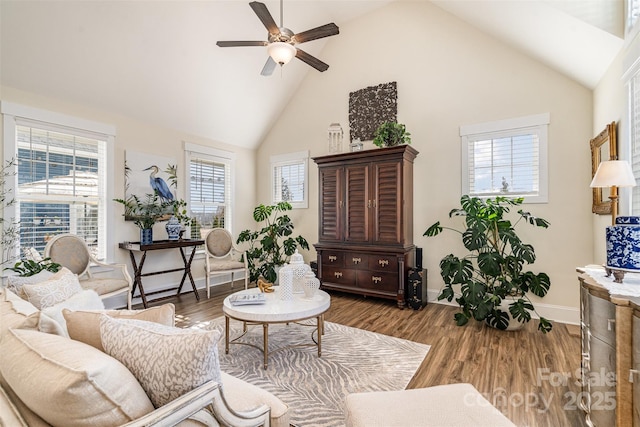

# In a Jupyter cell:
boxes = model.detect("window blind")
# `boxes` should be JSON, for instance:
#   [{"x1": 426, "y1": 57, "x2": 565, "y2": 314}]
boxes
[
  {"x1": 273, "y1": 160, "x2": 305, "y2": 203},
  {"x1": 15, "y1": 122, "x2": 107, "y2": 259},
  {"x1": 466, "y1": 130, "x2": 540, "y2": 197},
  {"x1": 630, "y1": 72, "x2": 640, "y2": 215},
  {"x1": 188, "y1": 156, "x2": 230, "y2": 237}
]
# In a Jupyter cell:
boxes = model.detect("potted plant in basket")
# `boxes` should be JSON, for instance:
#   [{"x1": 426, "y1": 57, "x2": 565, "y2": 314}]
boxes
[
  {"x1": 372, "y1": 121, "x2": 412, "y2": 148},
  {"x1": 236, "y1": 202, "x2": 309, "y2": 284},
  {"x1": 424, "y1": 195, "x2": 553, "y2": 333},
  {"x1": 113, "y1": 193, "x2": 172, "y2": 244}
]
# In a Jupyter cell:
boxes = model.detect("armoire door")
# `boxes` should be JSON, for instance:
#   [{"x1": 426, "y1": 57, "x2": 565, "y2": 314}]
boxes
[
  {"x1": 344, "y1": 163, "x2": 369, "y2": 243},
  {"x1": 318, "y1": 165, "x2": 343, "y2": 242}
]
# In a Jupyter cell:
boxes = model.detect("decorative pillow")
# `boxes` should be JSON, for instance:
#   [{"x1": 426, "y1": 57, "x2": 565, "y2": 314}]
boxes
[
  {"x1": 20, "y1": 311, "x2": 66, "y2": 336},
  {"x1": 0, "y1": 328, "x2": 154, "y2": 427},
  {"x1": 42, "y1": 289, "x2": 105, "y2": 336},
  {"x1": 5, "y1": 269, "x2": 55, "y2": 299},
  {"x1": 63, "y1": 303, "x2": 175, "y2": 351},
  {"x1": 100, "y1": 316, "x2": 222, "y2": 408},
  {"x1": 22, "y1": 268, "x2": 83, "y2": 309}
]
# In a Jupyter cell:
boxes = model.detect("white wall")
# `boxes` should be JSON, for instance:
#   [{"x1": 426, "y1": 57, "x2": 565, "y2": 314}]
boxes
[
  {"x1": 256, "y1": 1, "x2": 594, "y2": 324},
  {"x1": 0, "y1": 86, "x2": 257, "y2": 307}
]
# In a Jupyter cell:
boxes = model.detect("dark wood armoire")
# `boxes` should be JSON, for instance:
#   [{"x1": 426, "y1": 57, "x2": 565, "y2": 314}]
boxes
[{"x1": 312, "y1": 145, "x2": 418, "y2": 308}]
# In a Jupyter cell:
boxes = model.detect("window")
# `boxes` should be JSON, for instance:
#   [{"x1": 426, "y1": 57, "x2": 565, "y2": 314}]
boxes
[
  {"x1": 461, "y1": 113, "x2": 549, "y2": 203},
  {"x1": 2, "y1": 102, "x2": 114, "y2": 263},
  {"x1": 184, "y1": 143, "x2": 234, "y2": 237},
  {"x1": 628, "y1": 68, "x2": 640, "y2": 214},
  {"x1": 271, "y1": 150, "x2": 309, "y2": 209}
]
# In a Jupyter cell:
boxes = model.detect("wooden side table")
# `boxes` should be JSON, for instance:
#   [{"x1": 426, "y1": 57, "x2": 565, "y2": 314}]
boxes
[{"x1": 119, "y1": 239, "x2": 204, "y2": 308}]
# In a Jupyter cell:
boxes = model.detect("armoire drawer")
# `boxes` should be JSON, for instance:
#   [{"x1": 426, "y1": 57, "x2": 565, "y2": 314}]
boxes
[
  {"x1": 322, "y1": 266, "x2": 356, "y2": 285},
  {"x1": 321, "y1": 251, "x2": 345, "y2": 267},
  {"x1": 357, "y1": 270, "x2": 398, "y2": 293},
  {"x1": 367, "y1": 254, "x2": 398, "y2": 272}
]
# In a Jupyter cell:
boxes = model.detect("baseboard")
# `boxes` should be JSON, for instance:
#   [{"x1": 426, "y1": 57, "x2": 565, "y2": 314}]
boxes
[{"x1": 426, "y1": 289, "x2": 580, "y2": 325}]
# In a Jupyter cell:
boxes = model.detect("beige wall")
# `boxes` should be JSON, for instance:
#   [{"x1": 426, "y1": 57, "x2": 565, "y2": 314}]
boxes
[
  {"x1": 257, "y1": 1, "x2": 594, "y2": 323},
  {"x1": 592, "y1": 50, "x2": 625, "y2": 264},
  {"x1": 0, "y1": 85, "x2": 257, "y2": 306}
]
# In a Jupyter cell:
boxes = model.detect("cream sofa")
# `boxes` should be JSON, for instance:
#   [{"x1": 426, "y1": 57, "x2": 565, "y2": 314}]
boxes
[{"x1": 0, "y1": 286, "x2": 290, "y2": 427}]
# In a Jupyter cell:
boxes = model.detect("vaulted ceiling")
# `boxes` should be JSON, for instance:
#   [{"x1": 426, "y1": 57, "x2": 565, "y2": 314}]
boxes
[{"x1": 0, "y1": 1, "x2": 624, "y2": 150}]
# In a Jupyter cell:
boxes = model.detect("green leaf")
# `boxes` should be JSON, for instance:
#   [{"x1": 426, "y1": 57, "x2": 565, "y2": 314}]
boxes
[
  {"x1": 440, "y1": 255, "x2": 474, "y2": 284},
  {"x1": 486, "y1": 310, "x2": 510, "y2": 330},
  {"x1": 477, "y1": 251, "x2": 502, "y2": 277},
  {"x1": 472, "y1": 298, "x2": 494, "y2": 321},
  {"x1": 424, "y1": 222, "x2": 443, "y2": 237},
  {"x1": 524, "y1": 272, "x2": 551, "y2": 297},
  {"x1": 454, "y1": 312, "x2": 469, "y2": 327},
  {"x1": 462, "y1": 227, "x2": 487, "y2": 251},
  {"x1": 438, "y1": 285, "x2": 455, "y2": 302},
  {"x1": 538, "y1": 317, "x2": 553, "y2": 333},
  {"x1": 508, "y1": 298, "x2": 533, "y2": 322}
]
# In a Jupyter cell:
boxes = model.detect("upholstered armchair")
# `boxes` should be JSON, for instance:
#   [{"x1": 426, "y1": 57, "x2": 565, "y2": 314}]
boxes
[
  {"x1": 44, "y1": 233, "x2": 133, "y2": 309},
  {"x1": 204, "y1": 228, "x2": 249, "y2": 298}
]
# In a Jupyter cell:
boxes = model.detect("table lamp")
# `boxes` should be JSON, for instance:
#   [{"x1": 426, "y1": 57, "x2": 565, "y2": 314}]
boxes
[{"x1": 590, "y1": 160, "x2": 637, "y2": 225}]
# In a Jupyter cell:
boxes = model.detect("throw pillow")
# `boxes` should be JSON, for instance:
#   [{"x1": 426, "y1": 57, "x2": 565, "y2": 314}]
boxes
[
  {"x1": 63, "y1": 303, "x2": 175, "y2": 352},
  {"x1": 22, "y1": 267, "x2": 83, "y2": 309},
  {"x1": 20, "y1": 311, "x2": 66, "y2": 336},
  {"x1": 5, "y1": 269, "x2": 55, "y2": 299},
  {"x1": 42, "y1": 289, "x2": 105, "y2": 336},
  {"x1": 0, "y1": 328, "x2": 154, "y2": 427},
  {"x1": 100, "y1": 316, "x2": 222, "y2": 408}
]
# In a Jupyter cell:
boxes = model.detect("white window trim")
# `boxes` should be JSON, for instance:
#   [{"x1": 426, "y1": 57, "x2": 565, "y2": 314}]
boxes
[
  {"x1": 270, "y1": 150, "x2": 309, "y2": 209},
  {"x1": 183, "y1": 142, "x2": 236, "y2": 233},
  {"x1": 460, "y1": 113, "x2": 549, "y2": 204},
  {"x1": 1, "y1": 101, "x2": 116, "y2": 261}
]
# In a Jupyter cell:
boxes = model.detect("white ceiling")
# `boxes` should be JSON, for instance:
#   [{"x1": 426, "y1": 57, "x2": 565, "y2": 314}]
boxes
[{"x1": 0, "y1": 0, "x2": 625, "y2": 150}]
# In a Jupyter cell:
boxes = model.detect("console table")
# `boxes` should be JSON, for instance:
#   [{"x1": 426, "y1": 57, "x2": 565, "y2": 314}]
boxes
[{"x1": 119, "y1": 239, "x2": 204, "y2": 308}]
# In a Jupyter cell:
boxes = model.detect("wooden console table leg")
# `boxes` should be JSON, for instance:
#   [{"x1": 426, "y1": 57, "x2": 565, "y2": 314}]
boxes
[
  {"x1": 129, "y1": 250, "x2": 149, "y2": 308},
  {"x1": 176, "y1": 247, "x2": 200, "y2": 301}
]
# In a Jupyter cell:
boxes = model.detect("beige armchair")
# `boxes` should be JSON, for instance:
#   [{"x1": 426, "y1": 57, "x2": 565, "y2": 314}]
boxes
[
  {"x1": 204, "y1": 228, "x2": 248, "y2": 298},
  {"x1": 44, "y1": 233, "x2": 133, "y2": 309}
]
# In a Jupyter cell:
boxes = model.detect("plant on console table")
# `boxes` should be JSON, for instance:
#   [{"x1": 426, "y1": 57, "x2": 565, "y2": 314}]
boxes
[
  {"x1": 237, "y1": 202, "x2": 309, "y2": 284},
  {"x1": 424, "y1": 195, "x2": 553, "y2": 333},
  {"x1": 113, "y1": 193, "x2": 171, "y2": 244}
]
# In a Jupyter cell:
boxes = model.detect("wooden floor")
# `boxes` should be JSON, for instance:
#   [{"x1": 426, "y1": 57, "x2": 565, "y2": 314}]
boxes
[{"x1": 163, "y1": 284, "x2": 586, "y2": 427}]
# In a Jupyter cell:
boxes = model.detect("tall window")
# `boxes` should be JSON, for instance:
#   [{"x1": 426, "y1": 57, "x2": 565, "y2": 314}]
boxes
[
  {"x1": 461, "y1": 113, "x2": 549, "y2": 203},
  {"x1": 271, "y1": 150, "x2": 309, "y2": 209},
  {"x1": 185, "y1": 143, "x2": 234, "y2": 237},
  {"x1": 628, "y1": 70, "x2": 640, "y2": 214},
  {"x1": 2, "y1": 102, "x2": 114, "y2": 261}
]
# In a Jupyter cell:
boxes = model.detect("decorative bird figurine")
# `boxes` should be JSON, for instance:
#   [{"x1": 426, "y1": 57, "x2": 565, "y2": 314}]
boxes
[{"x1": 144, "y1": 165, "x2": 174, "y2": 201}]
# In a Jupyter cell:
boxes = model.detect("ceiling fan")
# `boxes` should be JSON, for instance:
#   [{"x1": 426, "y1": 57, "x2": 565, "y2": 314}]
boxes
[{"x1": 216, "y1": 1, "x2": 339, "y2": 76}]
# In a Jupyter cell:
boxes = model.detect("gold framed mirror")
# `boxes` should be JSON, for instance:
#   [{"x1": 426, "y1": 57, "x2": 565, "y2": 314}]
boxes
[{"x1": 591, "y1": 121, "x2": 617, "y2": 214}]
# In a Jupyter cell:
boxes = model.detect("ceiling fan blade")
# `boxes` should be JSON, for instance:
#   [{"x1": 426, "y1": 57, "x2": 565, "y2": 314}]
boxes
[
  {"x1": 293, "y1": 23, "x2": 339, "y2": 44},
  {"x1": 261, "y1": 56, "x2": 277, "y2": 76},
  {"x1": 249, "y1": 1, "x2": 279, "y2": 35},
  {"x1": 295, "y1": 48, "x2": 329, "y2": 72},
  {"x1": 216, "y1": 41, "x2": 267, "y2": 47}
]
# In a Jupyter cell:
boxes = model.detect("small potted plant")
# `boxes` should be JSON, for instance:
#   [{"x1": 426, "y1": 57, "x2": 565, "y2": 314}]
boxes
[
  {"x1": 424, "y1": 195, "x2": 553, "y2": 333},
  {"x1": 372, "y1": 122, "x2": 412, "y2": 148},
  {"x1": 236, "y1": 202, "x2": 309, "y2": 284},
  {"x1": 114, "y1": 193, "x2": 172, "y2": 244}
]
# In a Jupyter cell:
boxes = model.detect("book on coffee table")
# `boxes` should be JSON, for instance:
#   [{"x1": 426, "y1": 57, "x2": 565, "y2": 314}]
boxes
[{"x1": 229, "y1": 293, "x2": 267, "y2": 306}]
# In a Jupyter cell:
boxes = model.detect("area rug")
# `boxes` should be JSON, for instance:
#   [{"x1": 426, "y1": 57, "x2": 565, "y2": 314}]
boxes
[{"x1": 198, "y1": 317, "x2": 430, "y2": 427}]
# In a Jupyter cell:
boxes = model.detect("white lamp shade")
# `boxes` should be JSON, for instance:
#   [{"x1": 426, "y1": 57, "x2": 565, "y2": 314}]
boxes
[
  {"x1": 590, "y1": 160, "x2": 637, "y2": 188},
  {"x1": 267, "y1": 42, "x2": 296, "y2": 65}
]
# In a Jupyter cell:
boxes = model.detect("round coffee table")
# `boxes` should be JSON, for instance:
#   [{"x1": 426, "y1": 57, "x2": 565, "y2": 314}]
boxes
[{"x1": 222, "y1": 287, "x2": 331, "y2": 369}]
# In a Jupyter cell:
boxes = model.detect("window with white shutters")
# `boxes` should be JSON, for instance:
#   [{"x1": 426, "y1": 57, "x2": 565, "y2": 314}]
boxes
[
  {"x1": 2, "y1": 102, "x2": 114, "y2": 261},
  {"x1": 184, "y1": 143, "x2": 234, "y2": 239},
  {"x1": 629, "y1": 72, "x2": 640, "y2": 214},
  {"x1": 461, "y1": 114, "x2": 549, "y2": 203},
  {"x1": 271, "y1": 151, "x2": 309, "y2": 209}
]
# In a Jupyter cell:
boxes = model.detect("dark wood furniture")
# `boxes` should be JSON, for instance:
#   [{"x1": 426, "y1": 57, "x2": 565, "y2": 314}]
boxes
[
  {"x1": 119, "y1": 239, "x2": 204, "y2": 308},
  {"x1": 312, "y1": 145, "x2": 418, "y2": 308}
]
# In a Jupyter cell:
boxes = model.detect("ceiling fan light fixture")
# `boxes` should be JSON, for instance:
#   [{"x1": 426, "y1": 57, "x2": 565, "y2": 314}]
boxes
[{"x1": 267, "y1": 42, "x2": 296, "y2": 65}]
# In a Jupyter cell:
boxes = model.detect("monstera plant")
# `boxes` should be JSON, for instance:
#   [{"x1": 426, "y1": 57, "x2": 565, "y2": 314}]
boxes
[
  {"x1": 237, "y1": 202, "x2": 309, "y2": 284},
  {"x1": 424, "y1": 195, "x2": 553, "y2": 333}
]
